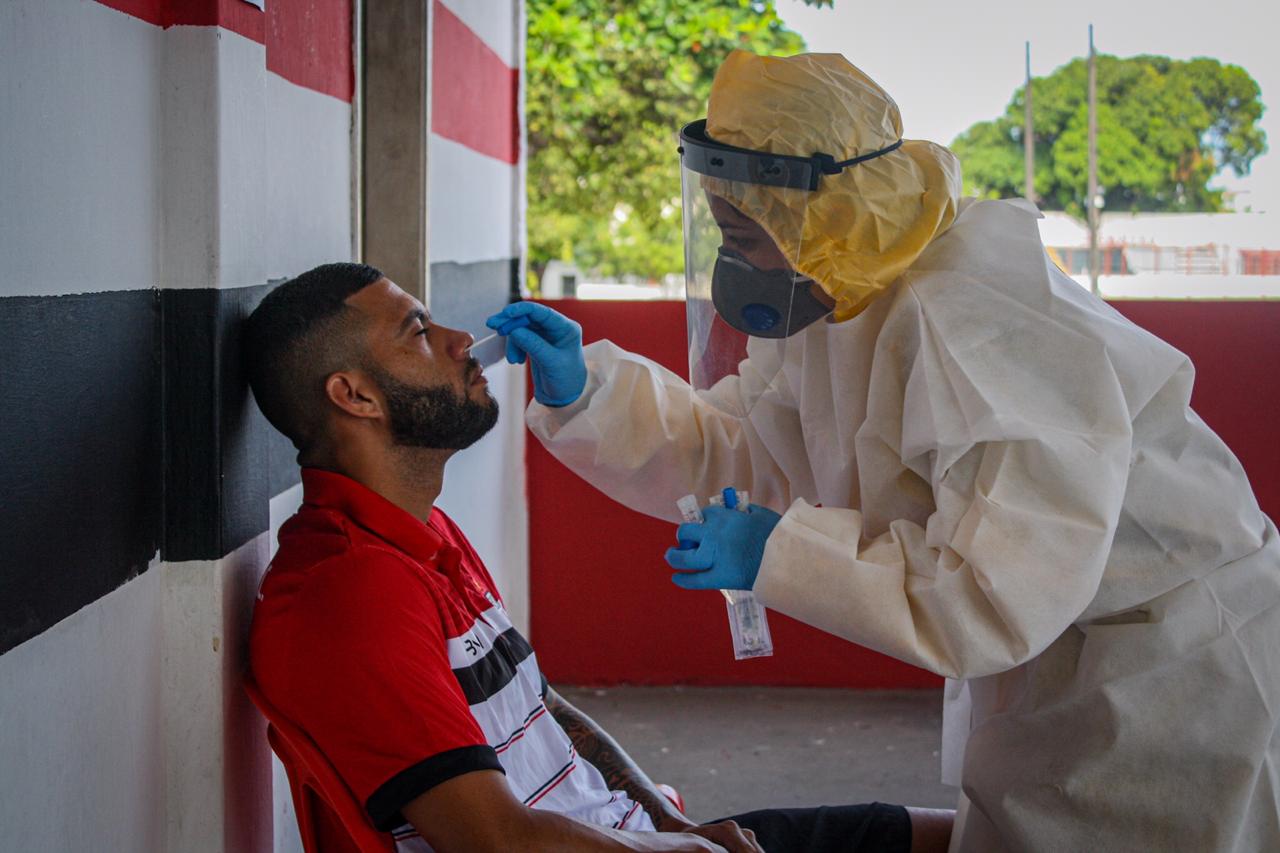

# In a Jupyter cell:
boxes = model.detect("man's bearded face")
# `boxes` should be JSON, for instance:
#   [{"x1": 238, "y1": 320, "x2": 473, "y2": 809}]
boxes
[{"x1": 370, "y1": 362, "x2": 499, "y2": 450}]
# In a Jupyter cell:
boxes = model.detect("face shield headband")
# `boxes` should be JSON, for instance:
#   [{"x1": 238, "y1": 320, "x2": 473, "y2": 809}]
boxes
[{"x1": 678, "y1": 119, "x2": 903, "y2": 192}]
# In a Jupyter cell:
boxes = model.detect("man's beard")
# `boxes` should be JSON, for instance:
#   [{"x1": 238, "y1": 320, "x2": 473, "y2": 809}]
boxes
[{"x1": 369, "y1": 363, "x2": 499, "y2": 450}]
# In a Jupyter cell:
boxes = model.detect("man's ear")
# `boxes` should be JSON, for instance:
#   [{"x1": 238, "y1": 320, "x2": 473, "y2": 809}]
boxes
[{"x1": 324, "y1": 370, "x2": 383, "y2": 421}]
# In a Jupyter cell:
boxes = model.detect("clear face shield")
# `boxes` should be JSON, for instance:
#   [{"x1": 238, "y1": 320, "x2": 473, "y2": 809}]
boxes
[{"x1": 678, "y1": 120, "x2": 834, "y2": 416}]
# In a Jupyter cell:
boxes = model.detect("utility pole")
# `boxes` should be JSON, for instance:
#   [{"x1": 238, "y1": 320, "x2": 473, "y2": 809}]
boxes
[
  {"x1": 1087, "y1": 24, "x2": 1101, "y2": 296},
  {"x1": 1024, "y1": 42, "x2": 1035, "y2": 205}
]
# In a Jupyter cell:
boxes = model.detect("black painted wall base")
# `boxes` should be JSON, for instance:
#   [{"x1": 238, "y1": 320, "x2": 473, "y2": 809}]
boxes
[
  {"x1": 0, "y1": 285, "x2": 300, "y2": 654},
  {"x1": 1, "y1": 257, "x2": 519, "y2": 655}
]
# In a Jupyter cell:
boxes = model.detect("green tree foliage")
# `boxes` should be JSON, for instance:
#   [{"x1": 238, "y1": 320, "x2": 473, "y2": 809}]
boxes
[
  {"x1": 526, "y1": 0, "x2": 822, "y2": 285},
  {"x1": 951, "y1": 55, "x2": 1267, "y2": 215}
]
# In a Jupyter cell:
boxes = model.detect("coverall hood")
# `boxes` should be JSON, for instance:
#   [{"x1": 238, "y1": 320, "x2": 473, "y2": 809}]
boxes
[{"x1": 705, "y1": 50, "x2": 963, "y2": 321}]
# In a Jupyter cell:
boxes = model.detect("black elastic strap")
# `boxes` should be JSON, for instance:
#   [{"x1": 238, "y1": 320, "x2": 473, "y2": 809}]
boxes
[{"x1": 814, "y1": 138, "x2": 904, "y2": 175}]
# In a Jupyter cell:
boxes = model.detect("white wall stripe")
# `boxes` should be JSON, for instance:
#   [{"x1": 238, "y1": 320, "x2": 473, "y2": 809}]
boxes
[
  {"x1": 160, "y1": 26, "x2": 268, "y2": 290},
  {"x1": 0, "y1": 558, "x2": 165, "y2": 852},
  {"x1": 1, "y1": 0, "x2": 162, "y2": 297},
  {"x1": 266, "y1": 73, "x2": 355, "y2": 280},
  {"x1": 1, "y1": 1, "x2": 352, "y2": 298},
  {"x1": 428, "y1": 134, "x2": 520, "y2": 266},
  {"x1": 160, "y1": 535, "x2": 273, "y2": 852}
]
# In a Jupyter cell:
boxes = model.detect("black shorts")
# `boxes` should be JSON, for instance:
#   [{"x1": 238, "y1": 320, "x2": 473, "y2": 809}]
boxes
[{"x1": 712, "y1": 803, "x2": 911, "y2": 853}]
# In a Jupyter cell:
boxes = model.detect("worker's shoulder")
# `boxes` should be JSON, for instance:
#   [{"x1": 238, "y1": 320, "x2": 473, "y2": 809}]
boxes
[{"x1": 900, "y1": 197, "x2": 1051, "y2": 306}]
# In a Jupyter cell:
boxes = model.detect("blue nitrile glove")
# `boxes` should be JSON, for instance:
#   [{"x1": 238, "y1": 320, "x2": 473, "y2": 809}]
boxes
[
  {"x1": 664, "y1": 503, "x2": 782, "y2": 590},
  {"x1": 485, "y1": 302, "x2": 587, "y2": 407}
]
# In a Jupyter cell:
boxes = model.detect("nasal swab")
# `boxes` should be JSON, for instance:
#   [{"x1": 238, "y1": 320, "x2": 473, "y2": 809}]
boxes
[
  {"x1": 467, "y1": 330, "x2": 501, "y2": 353},
  {"x1": 467, "y1": 315, "x2": 531, "y2": 354}
]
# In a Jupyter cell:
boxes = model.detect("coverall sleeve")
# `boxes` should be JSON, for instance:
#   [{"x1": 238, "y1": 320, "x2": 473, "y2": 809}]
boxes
[
  {"x1": 753, "y1": 282, "x2": 1135, "y2": 679},
  {"x1": 526, "y1": 339, "x2": 800, "y2": 523}
]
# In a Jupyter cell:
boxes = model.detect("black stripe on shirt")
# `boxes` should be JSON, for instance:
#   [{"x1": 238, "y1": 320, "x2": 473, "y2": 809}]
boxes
[
  {"x1": 451, "y1": 626, "x2": 535, "y2": 705},
  {"x1": 366, "y1": 744, "x2": 503, "y2": 832},
  {"x1": 523, "y1": 753, "x2": 578, "y2": 806}
]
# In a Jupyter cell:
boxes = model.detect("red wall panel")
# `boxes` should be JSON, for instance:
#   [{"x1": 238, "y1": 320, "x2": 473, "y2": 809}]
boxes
[
  {"x1": 93, "y1": 0, "x2": 265, "y2": 44},
  {"x1": 93, "y1": 0, "x2": 353, "y2": 102},
  {"x1": 266, "y1": 0, "x2": 354, "y2": 102},
  {"x1": 431, "y1": 0, "x2": 519, "y2": 164},
  {"x1": 527, "y1": 299, "x2": 1280, "y2": 687},
  {"x1": 1109, "y1": 301, "x2": 1280, "y2": 521}
]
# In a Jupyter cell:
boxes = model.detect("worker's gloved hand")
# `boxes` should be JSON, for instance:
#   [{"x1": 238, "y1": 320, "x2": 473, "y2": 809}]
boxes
[
  {"x1": 485, "y1": 302, "x2": 587, "y2": 407},
  {"x1": 664, "y1": 504, "x2": 782, "y2": 590}
]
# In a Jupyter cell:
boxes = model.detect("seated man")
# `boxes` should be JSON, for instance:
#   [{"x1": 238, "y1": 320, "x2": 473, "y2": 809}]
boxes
[{"x1": 245, "y1": 263, "x2": 951, "y2": 853}]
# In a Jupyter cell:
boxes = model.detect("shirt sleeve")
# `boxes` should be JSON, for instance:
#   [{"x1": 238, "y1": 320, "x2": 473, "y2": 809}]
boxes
[
  {"x1": 525, "y1": 338, "x2": 800, "y2": 523},
  {"x1": 754, "y1": 281, "x2": 1135, "y2": 679},
  {"x1": 267, "y1": 547, "x2": 502, "y2": 830}
]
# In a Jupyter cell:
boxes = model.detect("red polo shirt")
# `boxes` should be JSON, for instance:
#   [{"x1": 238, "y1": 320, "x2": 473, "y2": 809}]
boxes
[
  {"x1": 249, "y1": 469, "x2": 506, "y2": 832},
  {"x1": 251, "y1": 468, "x2": 650, "y2": 848}
]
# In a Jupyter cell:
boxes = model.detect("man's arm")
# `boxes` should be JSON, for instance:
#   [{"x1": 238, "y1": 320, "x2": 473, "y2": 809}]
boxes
[
  {"x1": 401, "y1": 768, "x2": 762, "y2": 853},
  {"x1": 543, "y1": 686, "x2": 691, "y2": 832}
]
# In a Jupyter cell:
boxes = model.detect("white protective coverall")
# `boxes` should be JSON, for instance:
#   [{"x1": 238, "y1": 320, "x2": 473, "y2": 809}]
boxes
[{"x1": 527, "y1": 198, "x2": 1280, "y2": 852}]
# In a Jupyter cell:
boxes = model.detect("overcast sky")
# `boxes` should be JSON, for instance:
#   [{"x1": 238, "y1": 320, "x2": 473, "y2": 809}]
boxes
[{"x1": 778, "y1": 0, "x2": 1279, "y2": 212}]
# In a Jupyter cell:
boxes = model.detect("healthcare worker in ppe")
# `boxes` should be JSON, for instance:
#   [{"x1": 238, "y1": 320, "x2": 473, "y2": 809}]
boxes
[{"x1": 488, "y1": 51, "x2": 1280, "y2": 853}]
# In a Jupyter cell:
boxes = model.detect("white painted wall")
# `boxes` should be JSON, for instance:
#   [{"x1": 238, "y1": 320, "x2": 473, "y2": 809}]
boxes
[
  {"x1": 158, "y1": 26, "x2": 269, "y2": 290},
  {"x1": 428, "y1": 135, "x2": 522, "y2": 266},
  {"x1": 1, "y1": 1, "x2": 528, "y2": 850},
  {"x1": 0, "y1": 0, "x2": 163, "y2": 296},
  {"x1": 0, "y1": 538, "x2": 273, "y2": 853},
  {"x1": 0, "y1": 1, "x2": 350, "y2": 851},
  {"x1": 265, "y1": 73, "x2": 355, "y2": 282},
  {"x1": 0, "y1": 561, "x2": 166, "y2": 852}
]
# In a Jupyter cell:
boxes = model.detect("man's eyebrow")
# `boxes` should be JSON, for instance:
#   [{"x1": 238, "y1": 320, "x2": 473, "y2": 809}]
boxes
[{"x1": 398, "y1": 307, "x2": 429, "y2": 336}]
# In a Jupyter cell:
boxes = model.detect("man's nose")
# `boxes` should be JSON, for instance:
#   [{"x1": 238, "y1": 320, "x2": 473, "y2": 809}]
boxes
[{"x1": 444, "y1": 326, "x2": 475, "y2": 359}]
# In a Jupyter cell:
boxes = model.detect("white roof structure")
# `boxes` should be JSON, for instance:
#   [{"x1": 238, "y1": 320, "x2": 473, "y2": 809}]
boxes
[
  {"x1": 1037, "y1": 210, "x2": 1279, "y2": 250},
  {"x1": 1103, "y1": 212, "x2": 1277, "y2": 249},
  {"x1": 1037, "y1": 212, "x2": 1089, "y2": 248},
  {"x1": 1071, "y1": 273, "x2": 1280, "y2": 299}
]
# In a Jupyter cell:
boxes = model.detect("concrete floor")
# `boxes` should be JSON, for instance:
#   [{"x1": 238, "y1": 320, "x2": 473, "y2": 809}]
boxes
[{"x1": 556, "y1": 686, "x2": 957, "y2": 823}]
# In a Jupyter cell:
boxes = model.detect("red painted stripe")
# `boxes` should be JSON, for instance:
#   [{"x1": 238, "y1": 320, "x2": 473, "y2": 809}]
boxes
[
  {"x1": 431, "y1": 0, "x2": 519, "y2": 164},
  {"x1": 94, "y1": 0, "x2": 264, "y2": 44},
  {"x1": 266, "y1": 0, "x2": 354, "y2": 103},
  {"x1": 92, "y1": 0, "x2": 353, "y2": 103}
]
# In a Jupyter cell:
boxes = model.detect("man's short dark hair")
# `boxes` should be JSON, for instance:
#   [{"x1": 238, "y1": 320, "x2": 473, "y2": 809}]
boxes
[{"x1": 245, "y1": 262, "x2": 385, "y2": 453}]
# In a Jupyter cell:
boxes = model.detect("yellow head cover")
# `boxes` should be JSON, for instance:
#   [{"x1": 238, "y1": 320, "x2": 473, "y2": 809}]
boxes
[{"x1": 706, "y1": 51, "x2": 962, "y2": 320}]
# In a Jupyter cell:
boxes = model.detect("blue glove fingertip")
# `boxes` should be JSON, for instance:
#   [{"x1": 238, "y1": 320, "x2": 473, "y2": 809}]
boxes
[
  {"x1": 664, "y1": 547, "x2": 692, "y2": 569},
  {"x1": 671, "y1": 571, "x2": 715, "y2": 591}
]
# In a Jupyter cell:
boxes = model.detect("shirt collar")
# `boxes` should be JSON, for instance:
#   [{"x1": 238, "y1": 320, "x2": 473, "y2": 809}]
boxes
[{"x1": 300, "y1": 468, "x2": 446, "y2": 563}]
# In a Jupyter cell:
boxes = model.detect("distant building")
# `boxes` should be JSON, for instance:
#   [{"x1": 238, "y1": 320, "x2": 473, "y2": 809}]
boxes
[{"x1": 1038, "y1": 211, "x2": 1280, "y2": 299}]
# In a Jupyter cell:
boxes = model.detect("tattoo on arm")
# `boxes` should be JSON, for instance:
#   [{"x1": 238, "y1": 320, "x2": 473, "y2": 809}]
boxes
[{"x1": 543, "y1": 687, "x2": 680, "y2": 828}]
